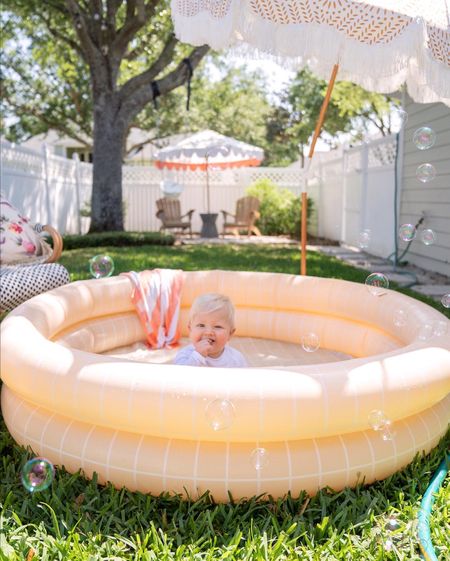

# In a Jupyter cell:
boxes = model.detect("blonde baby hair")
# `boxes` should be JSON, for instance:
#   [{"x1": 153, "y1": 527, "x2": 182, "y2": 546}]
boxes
[{"x1": 189, "y1": 293, "x2": 235, "y2": 328}]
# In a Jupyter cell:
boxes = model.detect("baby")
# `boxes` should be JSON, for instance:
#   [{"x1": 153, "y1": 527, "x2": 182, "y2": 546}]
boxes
[{"x1": 173, "y1": 293, "x2": 247, "y2": 367}]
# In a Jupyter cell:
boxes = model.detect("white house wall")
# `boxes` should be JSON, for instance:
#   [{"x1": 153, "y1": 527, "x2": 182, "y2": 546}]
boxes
[{"x1": 399, "y1": 98, "x2": 450, "y2": 276}]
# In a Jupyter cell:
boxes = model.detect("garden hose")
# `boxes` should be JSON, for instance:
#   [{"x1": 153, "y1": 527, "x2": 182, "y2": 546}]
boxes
[
  {"x1": 382, "y1": 130, "x2": 420, "y2": 289},
  {"x1": 417, "y1": 453, "x2": 450, "y2": 560}
]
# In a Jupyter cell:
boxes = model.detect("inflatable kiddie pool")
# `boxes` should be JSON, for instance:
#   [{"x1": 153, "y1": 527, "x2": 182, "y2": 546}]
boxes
[{"x1": 1, "y1": 270, "x2": 449, "y2": 501}]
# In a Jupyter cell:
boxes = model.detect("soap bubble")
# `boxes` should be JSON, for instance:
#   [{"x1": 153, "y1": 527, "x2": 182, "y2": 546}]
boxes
[
  {"x1": 398, "y1": 223, "x2": 416, "y2": 242},
  {"x1": 381, "y1": 421, "x2": 396, "y2": 441},
  {"x1": 89, "y1": 255, "x2": 114, "y2": 278},
  {"x1": 358, "y1": 229, "x2": 371, "y2": 249},
  {"x1": 393, "y1": 309, "x2": 407, "y2": 328},
  {"x1": 205, "y1": 399, "x2": 235, "y2": 431},
  {"x1": 432, "y1": 320, "x2": 447, "y2": 337},
  {"x1": 385, "y1": 517, "x2": 400, "y2": 531},
  {"x1": 420, "y1": 229, "x2": 436, "y2": 246},
  {"x1": 413, "y1": 127, "x2": 436, "y2": 150},
  {"x1": 160, "y1": 179, "x2": 183, "y2": 198},
  {"x1": 417, "y1": 323, "x2": 434, "y2": 341},
  {"x1": 250, "y1": 447, "x2": 269, "y2": 470},
  {"x1": 21, "y1": 457, "x2": 54, "y2": 492},
  {"x1": 365, "y1": 273, "x2": 389, "y2": 296},
  {"x1": 301, "y1": 332, "x2": 320, "y2": 352},
  {"x1": 368, "y1": 409, "x2": 389, "y2": 431},
  {"x1": 441, "y1": 294, "x2": 450, "y2": 308},
  {"x1": 416, "y1": 163, "x2": 436, "y2": 183}
]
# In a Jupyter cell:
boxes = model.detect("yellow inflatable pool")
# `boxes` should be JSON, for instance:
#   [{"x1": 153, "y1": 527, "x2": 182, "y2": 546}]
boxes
[{"x1": 1, "y1": 270, "x2": 449, "y2": 500}]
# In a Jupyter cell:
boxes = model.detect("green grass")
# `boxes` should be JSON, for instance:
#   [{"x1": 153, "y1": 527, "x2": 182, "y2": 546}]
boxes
[
  {"x1": 1, "y1": 242, "x2": 449, "y2": 559},
  {"x1": 60, "y1": 243, "x2": 448, "y2": 315}
]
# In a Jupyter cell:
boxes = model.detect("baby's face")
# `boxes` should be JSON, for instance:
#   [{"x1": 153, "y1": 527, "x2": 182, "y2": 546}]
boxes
[{"x1": 188, "y1": 309, "x2": 235, "y2": 358}]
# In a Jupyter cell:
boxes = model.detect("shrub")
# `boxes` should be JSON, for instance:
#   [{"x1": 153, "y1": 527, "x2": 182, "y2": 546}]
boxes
[
  {"x1": 62, "y1": 231, "x2": 174, "y2": 249},
  {"x1": 246, "y1": 178, "x2": 313, "y2": 238}
]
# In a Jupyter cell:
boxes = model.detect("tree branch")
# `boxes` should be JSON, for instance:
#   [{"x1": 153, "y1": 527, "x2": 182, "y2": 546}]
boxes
[
  {"x1": 124, "y1": 39, "x2": 152, "y2": 60},
  {"x1": 363, "y1": 112, "x2": 386, "y2": 135},
  {"x1": 119, "y1": 43, "x2": 209, "y2": 123},
  {"x1": 106, "y1": 0, "x2": 122, "y2": 25},
  {"x1": 5, "y1": 97, "x2": 92, "y2": 148},
  {"x1": 113, "y1": 0, "x2": 159, "y2": 57},
  {"x1": 126, "y1": 136, "x2": 160, "y2": 156},
  {"x1": 37, "y1": 12, "x2": 83, "y2": 56},
  {"x1": 40, "y1": 0, "x2": 69, "y2": 17},
  {"x1": 119, "y1": 33, "x2": 178, "y2": 100},
  {"x1": 155, "y1": 45, "x2": 210, "y2": 96},
  {"x1": 65, "y1": 0, "x2": 98, "y2": 63}
]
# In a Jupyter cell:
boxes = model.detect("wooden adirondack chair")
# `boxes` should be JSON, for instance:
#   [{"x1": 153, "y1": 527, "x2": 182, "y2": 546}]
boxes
[
  {"x1": 221, "y1": 196, "x2": 261, "y2": 237},
  {"x1": 155, "y1": 198, "x2": 194, "y2": 238}
]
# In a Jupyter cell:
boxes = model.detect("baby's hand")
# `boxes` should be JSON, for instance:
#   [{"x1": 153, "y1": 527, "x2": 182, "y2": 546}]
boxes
[{"x1": 194, "y1": 338, "x2": 213, "y2": 357}]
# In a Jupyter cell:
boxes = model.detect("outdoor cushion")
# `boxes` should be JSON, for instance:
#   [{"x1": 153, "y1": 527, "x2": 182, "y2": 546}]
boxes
[
  {"x1": 0, "y1": 263, "x2": 70, "y2": 313},
  {"x1": 0, "y1": 196, "x2": 52, "y2": 266}
]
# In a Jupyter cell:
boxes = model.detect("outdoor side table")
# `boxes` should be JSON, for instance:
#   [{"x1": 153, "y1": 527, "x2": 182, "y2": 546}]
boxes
[{"x1": 200, "y1": 213, "x2": 219, "y2": 238}]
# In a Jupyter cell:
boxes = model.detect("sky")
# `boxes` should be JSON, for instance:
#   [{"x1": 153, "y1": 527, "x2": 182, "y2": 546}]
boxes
[
  {"x1": 228, "y1": 56, "x2": 296, "y2": 101},
  {"x1": 209, "y1": 54, "x2": 295, "y2": 101}
]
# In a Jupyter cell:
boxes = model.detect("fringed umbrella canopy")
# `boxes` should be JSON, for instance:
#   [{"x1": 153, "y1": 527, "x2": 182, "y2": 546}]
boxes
[
  {"x1": 154, "y1": 130, "x2": 264, "y2": 213},
  {"x1": 170, "y1": 0, "x2": 450, "y2": 107},
  {"x1": 153, "y1": 129, "x2": 264, "y2": 170}
]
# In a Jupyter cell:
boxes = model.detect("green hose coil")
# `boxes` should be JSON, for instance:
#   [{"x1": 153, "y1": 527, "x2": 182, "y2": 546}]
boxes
[{"x1": 417, "y1": 453, "x2": 450, "y2": 560}]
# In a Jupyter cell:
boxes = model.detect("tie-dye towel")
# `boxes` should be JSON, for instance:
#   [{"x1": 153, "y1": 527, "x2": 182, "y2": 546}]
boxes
[{"x1": 124, "y1": 269, "x2": 184, "y2": 348}]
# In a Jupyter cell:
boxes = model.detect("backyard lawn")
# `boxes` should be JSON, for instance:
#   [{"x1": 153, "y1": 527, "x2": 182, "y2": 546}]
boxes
[
  {"x1": 1, "y1": 242, "x2": 449, "y2": 560},
  {"x1": 60, "y1": 242, "x2": 448, "y2": 314}
]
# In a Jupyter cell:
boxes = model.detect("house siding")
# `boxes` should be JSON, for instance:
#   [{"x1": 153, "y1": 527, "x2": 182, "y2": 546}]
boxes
[{"x1": 399, "y1": 97, "x2": 450, "y2": 276}]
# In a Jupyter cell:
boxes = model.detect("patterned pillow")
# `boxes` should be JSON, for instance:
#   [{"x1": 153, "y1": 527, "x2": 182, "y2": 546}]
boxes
[{"x1": 0, "y1": 197, "x2": 52, "y2": 266}]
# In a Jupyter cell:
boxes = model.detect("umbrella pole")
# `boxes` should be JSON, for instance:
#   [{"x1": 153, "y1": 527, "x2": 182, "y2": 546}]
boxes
[{"x1": 300, "y1": 63, "x2": 339, "y2": 275}]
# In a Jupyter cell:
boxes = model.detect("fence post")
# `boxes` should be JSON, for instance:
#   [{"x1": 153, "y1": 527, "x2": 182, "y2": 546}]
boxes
[
  {"x1": 42, "y1": 143, "x2": 53, "y2": 225},
  {"x1": 72, "y1": 152, "x2": 82, "y2": 234},
  {"x1": 360, "y1": 141, "x2": 369, "y2": 234},
  {"x1": 340, "y1": 147, "x2": 348, "y2": 243}
]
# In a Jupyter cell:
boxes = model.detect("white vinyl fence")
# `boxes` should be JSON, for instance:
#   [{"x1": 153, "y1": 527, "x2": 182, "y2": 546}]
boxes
[{"x1": 1, "y1": 136, "x2": 397, "y2": 259}]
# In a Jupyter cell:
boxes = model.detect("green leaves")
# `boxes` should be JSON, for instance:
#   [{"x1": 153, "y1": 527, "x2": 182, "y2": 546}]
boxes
[
  {"x1": 264, "y1": 68, "x2": 398, "y2": 166},
  {"x1": 246, "y1": 178, "x2": 312, "y2": 238}
]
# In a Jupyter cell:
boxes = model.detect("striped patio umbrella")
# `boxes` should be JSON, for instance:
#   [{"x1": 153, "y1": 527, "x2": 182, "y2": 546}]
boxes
[
  {"x1": 154, "y1": 129, "x2": 264, "y2": 213},
  {"x1": 170, "y1": 0, "x2": 450, "y2": 273}
]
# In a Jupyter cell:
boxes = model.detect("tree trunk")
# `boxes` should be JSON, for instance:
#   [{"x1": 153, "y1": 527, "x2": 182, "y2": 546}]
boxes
[{"x1": 89, "y1": 93, "x2": 126, "y2": 232}]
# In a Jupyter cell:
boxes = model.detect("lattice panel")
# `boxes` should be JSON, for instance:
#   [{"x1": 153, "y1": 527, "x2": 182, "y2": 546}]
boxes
[
  {"x1": 368, "y1": 139, "x2": 396, "y2": 167},
  {"x1": 123, "y1": 166, "x2": 160, "y2": 184},
  {"x1": 242, "y1": 167, "x2": 304, "y2": 186}
]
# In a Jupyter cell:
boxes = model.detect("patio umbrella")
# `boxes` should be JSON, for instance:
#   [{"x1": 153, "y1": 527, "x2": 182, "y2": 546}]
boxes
[
  {"x1": 153, "y1": 129, "x2": 264, "y2": 214},
  {"x1": 170, "y1": 0, "x2": 450, "y2": 274}
]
